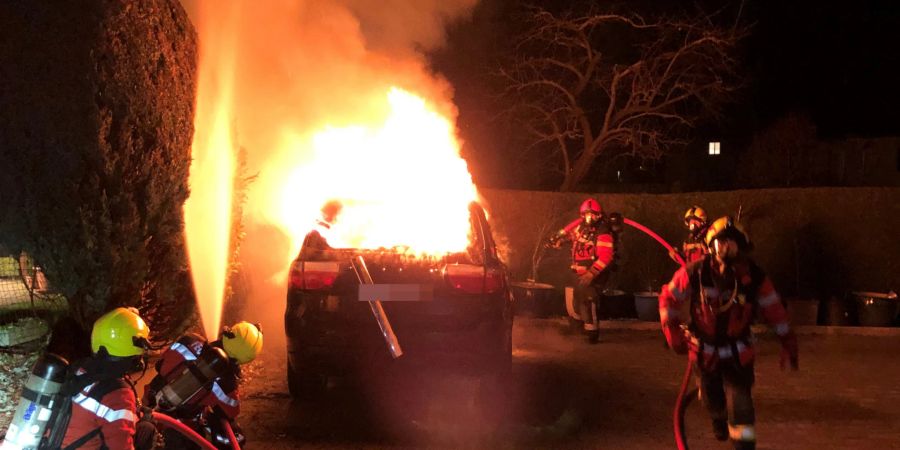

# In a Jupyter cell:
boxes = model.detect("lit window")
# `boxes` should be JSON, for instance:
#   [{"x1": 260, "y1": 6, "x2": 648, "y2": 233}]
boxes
[{"x1": 708, "y1": 141, "x2": 721, "y2": 156}]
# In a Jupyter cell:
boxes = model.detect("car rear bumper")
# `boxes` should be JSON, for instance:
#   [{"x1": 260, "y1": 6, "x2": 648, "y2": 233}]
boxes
[{"x1": 286, "y1": 290, "x2": 512, "y2": 376}]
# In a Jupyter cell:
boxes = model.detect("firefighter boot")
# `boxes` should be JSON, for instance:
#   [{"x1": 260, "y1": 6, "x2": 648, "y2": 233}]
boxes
[
  {"x1": 582, "y1": 297, "x2": 600, "y2": 344},
  {"x1": 729, "y1": 423, "x2": 756, "y2": 450},
  {"x1": 586, "y1": 328, "x2": 600, "y2": 344}
]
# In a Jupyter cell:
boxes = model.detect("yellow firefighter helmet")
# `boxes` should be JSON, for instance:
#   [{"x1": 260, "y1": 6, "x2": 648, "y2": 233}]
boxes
[
  {"x1": 222, "y1": 322, "x2": 263, "y2": 364},
  {"x1": 91, "y1": 307, "x2": 150, "y2": 357},
  {"x1": 683, "y1": 206, "x2": 708, "y2": 227}
]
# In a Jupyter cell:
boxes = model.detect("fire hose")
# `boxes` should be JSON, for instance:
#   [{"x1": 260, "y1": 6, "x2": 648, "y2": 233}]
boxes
[
  {"x1": 622, "y1": 218, "x2": 686, "y2": 266},
  {"x1": 621, "y1": 218, "x2": 696, "y2": 448},
  {"x1": 151, "y1": 412, "x2": 217, "y2": 450},
  {"x1": 674, "y1": 357, "x2": 699, "y2": 450},
  {"x1": 221, "y1": 417, "x2": 242, "y2": 450}
]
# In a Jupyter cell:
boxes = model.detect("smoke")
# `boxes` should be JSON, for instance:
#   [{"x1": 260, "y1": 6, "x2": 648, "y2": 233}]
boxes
[
  {"x1": 340, "y1": 0, "x2": 478, "y2": 53},
  {"x1": 179, "y1": 0, "x2": 478, "y2": 349},
  {"x1": 181, "y1": 0, "x2": 476, "y2": 161}
]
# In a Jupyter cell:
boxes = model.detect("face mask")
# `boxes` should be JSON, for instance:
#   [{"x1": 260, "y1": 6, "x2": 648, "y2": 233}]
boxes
[
  {"x1": 93, "y1": 351, "x2": 146, "y2": 375},
  {"x1": 712, "y1": 238, "x2": 738, "y2": 264}
]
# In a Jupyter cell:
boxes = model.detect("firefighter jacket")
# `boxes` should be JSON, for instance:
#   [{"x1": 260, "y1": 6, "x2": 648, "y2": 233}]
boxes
[
  {"x1": 659, "y1": 256, "x2": 798, "y2": 372},
  {"x1": 148, "y1": 334, "x2": 241, "y2": 421},
  {"x1": 558, "y1": 218, "x2": 616, "y2": 275},
  {"x1": 681, "y1": 228, "x2": 709, "y2": 264},
  {"x1": 61, "y1": 371, "x2": 137, "y2": 450}
]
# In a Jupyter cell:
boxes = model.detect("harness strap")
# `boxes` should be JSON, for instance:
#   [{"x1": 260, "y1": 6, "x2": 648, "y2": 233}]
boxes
[
  {"x1": 60, "y1": 426, "x2": 102, "y2": 450},
  {"x1": 59, "y1": 378, "x2": 132, "y2": 450}
]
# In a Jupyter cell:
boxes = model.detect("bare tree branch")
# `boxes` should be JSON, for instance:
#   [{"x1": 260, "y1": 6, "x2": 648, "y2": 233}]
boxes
[{"x1": 496, "y1": 5, "x2": 747, "y2": 191}]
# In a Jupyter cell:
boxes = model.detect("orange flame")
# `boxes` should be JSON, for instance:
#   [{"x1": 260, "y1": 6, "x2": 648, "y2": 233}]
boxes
[
  {"x1": 180, "y1": 0, "x2": 480, "y2": 335},
  {"x1": 258, "y1": 87, "x2": 478, "y2": 261},
  {"x1": 183, "y1": 1, "x2": 238, "y2": 339}
]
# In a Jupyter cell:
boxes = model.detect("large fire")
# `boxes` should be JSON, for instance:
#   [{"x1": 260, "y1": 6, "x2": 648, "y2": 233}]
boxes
[
  {"x1": 266, "y1": 87, "x2": 477, "y2": 258},
  {"x1": 181, "y1": 0, "x2": 479, "y2": 339}
]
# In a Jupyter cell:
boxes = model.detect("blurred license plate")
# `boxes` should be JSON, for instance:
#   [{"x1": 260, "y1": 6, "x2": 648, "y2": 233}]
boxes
[{"x1": 359, "y1": 284, "x2": 433, "y2": 302}]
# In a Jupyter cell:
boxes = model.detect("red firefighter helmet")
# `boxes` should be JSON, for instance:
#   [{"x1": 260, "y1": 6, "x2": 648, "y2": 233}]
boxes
[{"x1": 579, "y1": 198, "x2": 602, "y2": 215}]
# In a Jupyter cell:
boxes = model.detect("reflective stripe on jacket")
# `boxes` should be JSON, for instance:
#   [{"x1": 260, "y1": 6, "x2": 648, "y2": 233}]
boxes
[
  {"x1": 61, "y1": 382, "x2": 137, "y2": 450},
  {"x1": 659, "y1": 257, "x2": 795, "y2": 371},
  {"x1": 155, "y1": 334, "x2": 241, "y2": 420},
  {"x1": 559, "y1": 218, "x2": 616, "y2": 272}
]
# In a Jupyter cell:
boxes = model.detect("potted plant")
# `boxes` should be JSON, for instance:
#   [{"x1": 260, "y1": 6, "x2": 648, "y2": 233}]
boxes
[{"x1": 510, "y1": 209, "x2": 563, "y2": 318}]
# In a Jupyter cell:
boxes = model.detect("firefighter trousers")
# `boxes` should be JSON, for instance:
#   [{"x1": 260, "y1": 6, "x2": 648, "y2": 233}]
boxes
[
  {"x1": 699, "y1": 361, "x2": 756, "y2": 449},
  {"x1": 571, "y1": 271, "x2": 609, "y2": 332}
]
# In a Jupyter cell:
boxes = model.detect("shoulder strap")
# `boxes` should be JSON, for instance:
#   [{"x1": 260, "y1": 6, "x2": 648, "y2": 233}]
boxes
[
  {"x1": 685, "y1": 259, "x2": 706, "y2": 317},
  {"x1": 686, "y1": 259, "x2": 704, "y2": 287},
  {"x1": 52, "y1": 378, "x2": 130, "y2": 450},
  {"x1": 216, "y1": 366, "x2": 240, "y2": 393},
  {"x1": 60, "y1": 427, "x2": 103, "y2": 450},
  {"x1": 86, "y1": 378, "x2": 129, "y2": 401}
]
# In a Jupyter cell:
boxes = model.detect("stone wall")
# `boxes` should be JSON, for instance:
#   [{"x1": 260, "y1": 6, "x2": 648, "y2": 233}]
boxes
[{"x1": 481, "y1": 187, "x2": 900, "y2": 300}]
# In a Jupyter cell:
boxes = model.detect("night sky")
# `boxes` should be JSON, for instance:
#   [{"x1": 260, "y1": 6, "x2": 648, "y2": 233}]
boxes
[
  {"x1": 744, "y1": 0, "x2": 900, "y2": 137},
  {"x1": 433, "y1": 0, "x2": 900, "y2": 188}
]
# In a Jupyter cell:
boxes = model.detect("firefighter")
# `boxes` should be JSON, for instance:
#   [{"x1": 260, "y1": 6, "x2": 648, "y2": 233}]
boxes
[
  {"x1": 143, "y1": 321, "x2": 263, "y2": 449},
  {"x1": 60, "y1": 307, "x2": 157, "y2": 450},
  {"x1": 659, "y1": 217, "x2": 799, "y2": 450},
  {"x1": 671, "y1": 205, "x2": 710, "y2": 264},
  {"x1": 299, "y1": 199, "x2": 343, "y2": 260},
  {"x1": 549, "y1": 198, "x2": 617, "y2": 343}
]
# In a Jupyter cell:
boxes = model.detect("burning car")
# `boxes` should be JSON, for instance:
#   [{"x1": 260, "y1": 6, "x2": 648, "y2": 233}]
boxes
[{"x1": 284, "y1": 202, "x2": 512, "y2": 399}]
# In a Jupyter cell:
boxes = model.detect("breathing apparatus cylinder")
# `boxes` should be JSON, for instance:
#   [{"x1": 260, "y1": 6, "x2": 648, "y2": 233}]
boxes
[
  {"x1": 156, "y1": 346, "x2": 230, "y2": 410},
  {"x1": 0, "y1": 354, "x2": 69, "y2": 450}
]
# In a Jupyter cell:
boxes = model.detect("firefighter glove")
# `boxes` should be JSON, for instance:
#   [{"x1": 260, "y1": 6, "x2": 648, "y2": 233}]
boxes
[
  {"x1": 546, "y1": 234, "x2": 563, "y2": 249},
  {"x1": 578, "y1": 270, "x2": 595, "y2": 287},
  {"x1": 134, "y1": 408, "x2": 162, "y2": 450},
  {"x1": 668, "y1": 249, "x2": 682, "y2": 263},
  {"x1": 668, "y1": 327, "x2": 692, "y2": 355}
]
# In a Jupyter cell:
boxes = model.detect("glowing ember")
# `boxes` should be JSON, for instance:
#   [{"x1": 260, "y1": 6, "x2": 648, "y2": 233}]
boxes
[
  {"x1": 262, "y1": 87, "x2": 478, "y2": 259},
  {"x1": 183, "y1": 1, "x2": 238, "y2": 339}
]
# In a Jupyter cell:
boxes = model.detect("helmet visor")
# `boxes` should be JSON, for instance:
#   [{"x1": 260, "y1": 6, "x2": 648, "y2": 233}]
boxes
[{"x1": 710, "y1": 237, "x2": 737, "y2": 262}]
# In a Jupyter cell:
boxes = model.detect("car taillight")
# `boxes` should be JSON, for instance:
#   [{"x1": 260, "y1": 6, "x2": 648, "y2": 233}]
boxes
[
  {"x1": 444, "y1": 264, "x2": 504, "y2": 294},
  {"x1": 289, "y1": 261, "x2": 341, "y2": 290}
]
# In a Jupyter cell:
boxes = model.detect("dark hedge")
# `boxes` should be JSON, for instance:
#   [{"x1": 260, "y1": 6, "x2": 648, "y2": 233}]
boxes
[{"x1": 0, "y1": 0, "x2": 198, "y2": 338}]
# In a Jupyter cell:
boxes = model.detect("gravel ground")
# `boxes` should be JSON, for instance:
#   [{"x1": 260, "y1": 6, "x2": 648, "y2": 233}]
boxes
[{"x1": 237, "y1": 317, "x2": 900, "y2": 449}]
